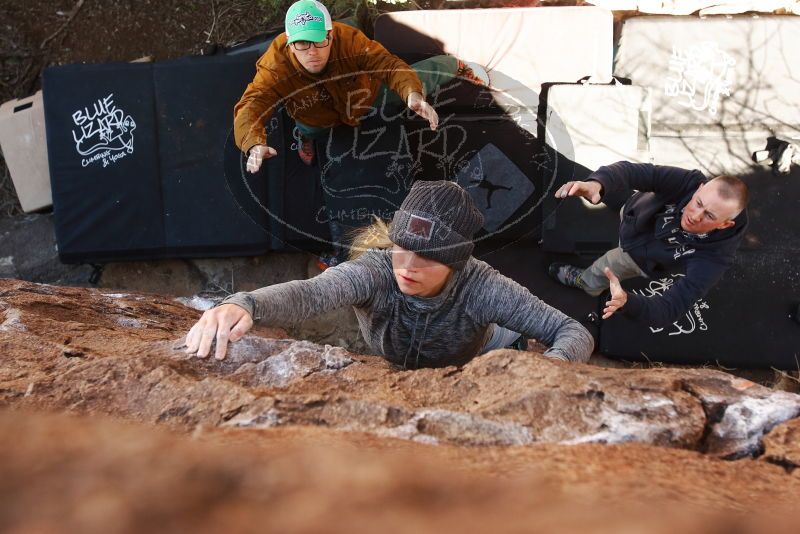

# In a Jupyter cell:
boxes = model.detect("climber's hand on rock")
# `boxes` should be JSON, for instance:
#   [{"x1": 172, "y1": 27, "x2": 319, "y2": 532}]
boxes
[{"x1": 184, "y1": 304, "x2": 253, "y2": 360}]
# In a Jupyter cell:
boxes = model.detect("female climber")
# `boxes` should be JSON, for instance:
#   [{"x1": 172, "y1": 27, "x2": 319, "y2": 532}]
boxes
[{"x1": 183, "y1": 180, "x2": 594, "y2": 368}]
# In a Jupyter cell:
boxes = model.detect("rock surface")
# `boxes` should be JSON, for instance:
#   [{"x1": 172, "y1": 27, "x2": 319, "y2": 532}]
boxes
[
  {"x1": 0, "y1": 213, "x2": 369, "y2": 353},
  {"x1": 0, "y1": 409, "x2": 798, "y2": 534},
  {"x1": 763, "y1": 417, "x2": 800, "y2": 475},
  {"x1": 1, "y1": 277, "x2": 800, "y2": 531},
  {"x1": 2, "y1": 278, "x2": 798, "y2": 458}
]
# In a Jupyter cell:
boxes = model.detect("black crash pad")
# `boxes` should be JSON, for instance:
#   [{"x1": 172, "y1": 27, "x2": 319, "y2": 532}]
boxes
[
  {"x1": 43, "y1": 54, "x2": 330, "y2": 263},
  {"x1": 44, "y1": 56, "x2": 269, "y2": 262},
  {"x1": 599, "y1": 166, "x2": 800, "y2": 369}
]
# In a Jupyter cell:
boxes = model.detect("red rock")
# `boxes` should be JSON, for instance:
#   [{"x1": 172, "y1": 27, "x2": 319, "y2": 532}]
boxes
[
  {"x1": 2, "y1": 278, "x2": 800, "y2": 531},
  {"x1": 1, "y1": 278, "x2": 798, "y2": 458},
  {"x1": 762, "y1": 417, "x2": 800, "y2": 475},
  {"x1": 0, "y1": 409, "x2": 798, "y2": 534}
]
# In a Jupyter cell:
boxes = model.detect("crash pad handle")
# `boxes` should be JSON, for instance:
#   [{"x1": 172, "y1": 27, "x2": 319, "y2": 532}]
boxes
[{"x1": 1, "y1": 91, "x2": 40, "y2": 116}]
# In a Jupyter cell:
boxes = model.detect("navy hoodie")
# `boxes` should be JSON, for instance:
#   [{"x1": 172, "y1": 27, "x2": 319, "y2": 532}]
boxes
[{"x1": 590, "y1": 161, "x2": 748, "y2": 327}]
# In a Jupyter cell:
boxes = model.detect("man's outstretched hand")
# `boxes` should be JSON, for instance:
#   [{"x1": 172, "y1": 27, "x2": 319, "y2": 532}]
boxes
[
  {"x1": 602, "y1": 267, "x2": 628, "y2": 320},
  {"x1": 407, "y1": 92, "x2": 438, "y2": 131},
  {"x1": 554, "y1": 180, "x2": 603, "y2": 204},
  {"x1": 184, "y1": 304, "x2": 254, "y2": 361},
  {"x1": 246, "y1": 144, "x2": 278, "y2": 173}
]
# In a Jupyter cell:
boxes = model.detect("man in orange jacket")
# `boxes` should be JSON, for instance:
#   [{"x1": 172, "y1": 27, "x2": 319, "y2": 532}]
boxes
[{"x1": 234, "y1": 0, "x2": 482, "y2": 169}]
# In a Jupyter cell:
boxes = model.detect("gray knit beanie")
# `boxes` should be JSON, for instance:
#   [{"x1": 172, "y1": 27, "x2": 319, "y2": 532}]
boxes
[{"x1": 389, "y1": 180, "x2": 484, "y2": 269}]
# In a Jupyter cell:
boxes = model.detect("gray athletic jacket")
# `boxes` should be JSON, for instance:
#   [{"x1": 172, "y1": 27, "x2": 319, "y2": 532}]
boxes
[{"x1": 221, "y1": 249, "x2": 593, "y2": 368}]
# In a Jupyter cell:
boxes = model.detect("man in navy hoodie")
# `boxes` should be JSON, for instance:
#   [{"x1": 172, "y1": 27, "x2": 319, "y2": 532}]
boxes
[{"x1": 549, "y1": 161, "x2": 749, "y2": 327}]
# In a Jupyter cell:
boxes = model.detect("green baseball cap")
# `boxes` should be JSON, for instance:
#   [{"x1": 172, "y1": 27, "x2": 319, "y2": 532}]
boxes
[{"x1": 285, "y1": 0, "x2": 332, "y2": 44}]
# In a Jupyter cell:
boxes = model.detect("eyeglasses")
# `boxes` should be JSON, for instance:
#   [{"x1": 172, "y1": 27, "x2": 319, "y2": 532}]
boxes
[{"x1": 291, "y1": 37, "x2": 331, "y2": 51}]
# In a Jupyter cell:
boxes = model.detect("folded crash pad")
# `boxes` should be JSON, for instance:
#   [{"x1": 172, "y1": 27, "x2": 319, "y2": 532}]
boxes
[
  {"x1": 374, "y1": 6, "x2": 614, "y2": 137},
  {"x1": 599, "y1": 165, "x2": 800, "y2": 369},
  {"x1": 43, "y1": 53, "x2": 329, "y2": 263},
  {"x1": 44, "y1": 62, "x2": 166, "y2": 262},
  {"x1": 614, "y1": 15, "x2": 800, "y2": 174}
]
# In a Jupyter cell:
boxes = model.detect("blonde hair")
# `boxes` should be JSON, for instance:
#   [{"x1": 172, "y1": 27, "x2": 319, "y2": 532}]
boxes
[{"x1": 348, "y1": 216, "x2": 393, "y2": 261}]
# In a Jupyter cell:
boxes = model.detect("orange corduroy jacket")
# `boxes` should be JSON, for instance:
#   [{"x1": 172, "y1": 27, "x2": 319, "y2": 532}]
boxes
[{"x1": 233, "y1": 22, "x2": 424, "y2": 154}]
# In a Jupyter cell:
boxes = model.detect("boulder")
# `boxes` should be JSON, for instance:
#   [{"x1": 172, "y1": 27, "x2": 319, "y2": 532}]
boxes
[
  {"x1": 1, "y1": 278, "x2": 798, "y2": 458},
  {"x1": 763, "y1": 417, "x2": 800, "y2": 475},
  {"x1": 0, "y1": 409, "x2": 798, "y2": 534}
]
